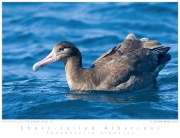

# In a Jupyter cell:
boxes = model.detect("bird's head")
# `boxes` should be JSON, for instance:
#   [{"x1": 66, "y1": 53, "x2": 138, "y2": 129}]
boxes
[{"x1": 32, "y1": 41, "x2": 80, "y2": 72}]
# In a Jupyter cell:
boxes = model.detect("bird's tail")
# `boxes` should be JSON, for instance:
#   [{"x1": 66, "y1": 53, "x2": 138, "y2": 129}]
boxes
[{"x1": 152, "y1": 46, "x2": 171, "y2": 74}]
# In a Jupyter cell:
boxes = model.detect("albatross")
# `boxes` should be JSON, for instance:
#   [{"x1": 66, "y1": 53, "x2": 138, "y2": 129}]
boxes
[{"x1": 32, "y1": 33, "x2": 171, "y2": 91}]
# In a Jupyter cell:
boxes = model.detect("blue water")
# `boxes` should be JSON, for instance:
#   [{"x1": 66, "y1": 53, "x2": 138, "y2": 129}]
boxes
[{"x1": 2, "y1": 2, "x2": 178, "y2": 119}]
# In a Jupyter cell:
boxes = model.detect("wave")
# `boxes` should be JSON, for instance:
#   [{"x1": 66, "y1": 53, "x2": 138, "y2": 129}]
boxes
[{"x1": 2, "y1": 2, "x2": 178, "y2": 119}]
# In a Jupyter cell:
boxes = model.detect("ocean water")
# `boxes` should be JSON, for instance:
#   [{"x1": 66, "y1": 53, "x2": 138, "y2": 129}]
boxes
[{"x1": 2, "y1": 2, "x2": 178, "y2": 119}]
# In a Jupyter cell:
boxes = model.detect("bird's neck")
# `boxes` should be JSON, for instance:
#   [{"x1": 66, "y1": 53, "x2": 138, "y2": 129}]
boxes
[{"x1": 64, "y1": 55, "x2": 83, "y2": 89}]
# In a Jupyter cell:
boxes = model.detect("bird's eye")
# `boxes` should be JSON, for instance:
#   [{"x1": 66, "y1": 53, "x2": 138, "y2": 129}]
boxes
[{"x1": 59, "y1": 47, "x2": 64, "y2": 51}]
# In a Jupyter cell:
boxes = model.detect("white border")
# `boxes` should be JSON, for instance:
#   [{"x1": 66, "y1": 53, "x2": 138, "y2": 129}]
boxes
[
  {"x1": 1, "y1": 0, "x2": 179, "y2": 2},
  {"x1": 0, "y1": 0, "x2": 179, "y2": 138}
]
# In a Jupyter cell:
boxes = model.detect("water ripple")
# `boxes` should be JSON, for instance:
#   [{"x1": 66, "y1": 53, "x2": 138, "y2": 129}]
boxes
[{"x1": 2, "y1": 2, "x2": 178, "y2": 119}]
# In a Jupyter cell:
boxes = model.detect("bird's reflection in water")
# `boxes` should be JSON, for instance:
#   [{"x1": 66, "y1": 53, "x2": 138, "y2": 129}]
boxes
[{"x1": 65, "y1": 84, "x2": 160, "y2": 104}]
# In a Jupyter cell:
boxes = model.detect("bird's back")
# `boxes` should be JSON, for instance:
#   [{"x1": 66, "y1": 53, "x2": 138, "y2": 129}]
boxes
[{"x1": 90, "y1": 34, "x2": 171, "y2": 91}]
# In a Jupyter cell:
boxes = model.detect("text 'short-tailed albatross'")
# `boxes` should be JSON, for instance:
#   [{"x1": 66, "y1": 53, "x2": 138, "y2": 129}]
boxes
[{"x1": 33, "y1": 33, "x2": 171, "y2": 91}]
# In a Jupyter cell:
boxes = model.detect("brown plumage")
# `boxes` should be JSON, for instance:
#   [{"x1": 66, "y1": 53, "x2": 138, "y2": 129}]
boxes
[{"x1": 32, "y1": 33, "x2": 171, "y2": 91}]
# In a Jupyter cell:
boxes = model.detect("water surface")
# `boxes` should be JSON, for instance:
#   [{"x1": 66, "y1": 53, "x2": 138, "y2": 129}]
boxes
[{"x1": 2, "y1": 2, "x2": 178, "y2": 119}]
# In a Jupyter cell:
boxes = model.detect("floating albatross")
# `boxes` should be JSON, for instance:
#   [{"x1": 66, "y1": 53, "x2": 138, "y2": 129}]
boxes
[{"x1": 33, "y1": 33, "x2": 171, "y2": 91}]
